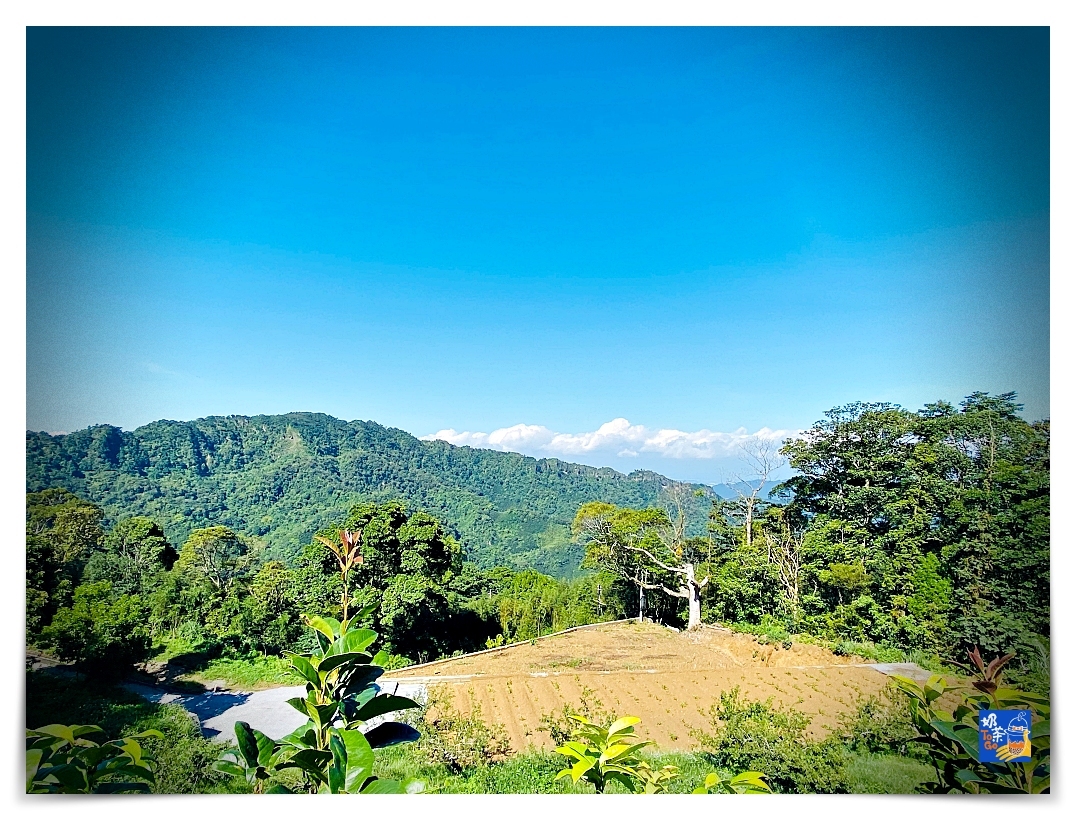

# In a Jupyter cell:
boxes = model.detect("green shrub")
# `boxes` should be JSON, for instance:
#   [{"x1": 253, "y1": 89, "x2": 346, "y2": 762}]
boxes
[
  {"x1": 414, "y1": 687, "x2": 511, "y2": 773},
  {"x1": 40, "y1": 582, "x2": 152, "y2": 675},
  {"x1": 833, "y1": 640, "x2": 904, "y2": 663},
  {"x1": 838, "y1": 682, "x2": 923, "y2": 760},
  {"x1": 538, "y1": 684, "x2": 616, "y2": 746},
  {"x1": 692, "y1": 686, "x2": 849, "y2": 793}
]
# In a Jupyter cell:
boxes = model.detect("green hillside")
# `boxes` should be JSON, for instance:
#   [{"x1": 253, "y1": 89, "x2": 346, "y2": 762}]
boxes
[{"x1": 26, "y1": 412, "x2": 713, "y2": 577}]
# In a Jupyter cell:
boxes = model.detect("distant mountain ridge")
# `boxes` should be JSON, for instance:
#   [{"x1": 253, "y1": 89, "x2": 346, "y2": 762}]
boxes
[
  {"x1": 26, "y1": 412, "x2": 715, "y2": 578},
  {"x1": 711, "y1": 480, "x2": 788, "y2": 503}
]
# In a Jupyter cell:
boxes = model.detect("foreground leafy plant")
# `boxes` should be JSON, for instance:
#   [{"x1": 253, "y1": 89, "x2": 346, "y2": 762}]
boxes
[
  {"x1": 892, "y1": 647, "x2": 1050, "y2": 794},
  {"x1": 214, "y1": 606, "x2": 423, "y2": 793},
  {"x1": 554, "y1": 714, "x2": 659, "y2": 793},
  {"x1": 553, "y1": 713, "x2": 769, "y2": 794},
  {"x1": 692, "y1": 771, "x2": 772, "y2": 794},
  {"x1": 27, "y1": 723, "x2": 162, "y2": 793}
]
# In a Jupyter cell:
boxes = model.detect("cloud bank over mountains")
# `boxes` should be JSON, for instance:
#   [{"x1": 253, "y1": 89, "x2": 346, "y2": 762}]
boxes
[{"x1": 421, "y1": 418, "x2": 797, "y2": 464}]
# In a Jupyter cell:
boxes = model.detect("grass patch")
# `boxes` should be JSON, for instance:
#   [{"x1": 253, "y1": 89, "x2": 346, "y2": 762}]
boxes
[
  {"x1": 178, "y1": 654, "x2": 300, "y2": 689},
  {"x1": 845, "y1": 753, "x2": 936, "y2": 794},
  {"x1": 375, "y1": 744, "x2": 723, "y2": 794}
]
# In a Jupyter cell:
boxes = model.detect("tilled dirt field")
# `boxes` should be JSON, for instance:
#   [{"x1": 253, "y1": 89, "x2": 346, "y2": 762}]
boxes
[{"x1": 391, "y1": 621, "x2": 898, "y2": 752}]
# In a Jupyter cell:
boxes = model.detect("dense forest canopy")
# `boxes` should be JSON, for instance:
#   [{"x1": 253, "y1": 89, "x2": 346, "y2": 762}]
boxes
[
  {"x1": 25, "y1": 392, "x2": 1048, "y2": 675},
  {"x1": 26, "y1": 413, "x2": 713, "y2": 578}
]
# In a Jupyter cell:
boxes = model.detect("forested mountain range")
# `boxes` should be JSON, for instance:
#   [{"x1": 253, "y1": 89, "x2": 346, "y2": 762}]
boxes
[{"x1": 26, "y1": 413, "x2": 713, "y2": 577}]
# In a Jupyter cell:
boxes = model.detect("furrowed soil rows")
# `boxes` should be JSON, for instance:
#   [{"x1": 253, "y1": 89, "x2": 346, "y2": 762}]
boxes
[{"x1": 391, "y1": 621, "x2": 899, "y2": 752}]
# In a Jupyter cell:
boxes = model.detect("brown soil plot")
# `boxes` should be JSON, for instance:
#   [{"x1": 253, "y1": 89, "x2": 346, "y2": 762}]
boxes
[{"x1": 391, "y1": 621, "x2": 900, "y2": 752}]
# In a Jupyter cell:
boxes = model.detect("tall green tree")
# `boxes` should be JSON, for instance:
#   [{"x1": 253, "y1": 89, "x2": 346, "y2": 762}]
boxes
[
  {"x1": 778, "y1": 392, "x2": 1048, "y2": 655},
  {"x1": 26, "y1": 489, "x2": 105, "y2": 639}
]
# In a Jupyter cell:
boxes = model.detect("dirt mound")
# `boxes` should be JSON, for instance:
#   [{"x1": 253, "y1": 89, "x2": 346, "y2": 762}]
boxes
[{"x1": 392, "y1": 621, "x2": 892, "y2": 752}]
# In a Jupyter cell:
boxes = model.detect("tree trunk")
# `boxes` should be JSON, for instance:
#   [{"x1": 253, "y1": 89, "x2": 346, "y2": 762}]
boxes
[
  {"x1": 684, "y1": 562, "x2": 703, "y2": 630},
  {"x1": 638, "y1": 581, "x2": 645, "y2": 623},
  {"x1": 687, "y1": 585, "x2": 702, "y2": 630}
]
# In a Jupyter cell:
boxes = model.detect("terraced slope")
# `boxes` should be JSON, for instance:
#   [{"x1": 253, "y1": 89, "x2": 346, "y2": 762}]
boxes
[{"x1": 391, "y1": 621, "x2": 907, "y2": 751}]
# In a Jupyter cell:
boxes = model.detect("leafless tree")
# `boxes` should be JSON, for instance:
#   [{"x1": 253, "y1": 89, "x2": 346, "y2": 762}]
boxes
[
  {"x1": 619, "y1": 483, "x2": 710, "y2": 630},
  {"x1": 724, "y1": 436, "x2": 785, "y2": 548},
  {"x1": 763, "y1": 510, "x2": 802, "y2": 616}
]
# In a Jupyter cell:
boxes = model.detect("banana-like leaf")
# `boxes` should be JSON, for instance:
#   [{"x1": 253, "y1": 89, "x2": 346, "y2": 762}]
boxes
[
  {"x1": 265, "y1": 784, "x2": 294, "y2": 793},
  {"x1": 363, "y1": 721, "x2": 420, "y2": 749}
]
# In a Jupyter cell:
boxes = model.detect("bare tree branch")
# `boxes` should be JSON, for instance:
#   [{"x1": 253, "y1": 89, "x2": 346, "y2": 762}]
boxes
[
  {"x1": 622, "y1": 543, "x2": 684, "y2": 576},
  {"x1": 661, "y1": 585, "x2": 688, "y2": 598}
]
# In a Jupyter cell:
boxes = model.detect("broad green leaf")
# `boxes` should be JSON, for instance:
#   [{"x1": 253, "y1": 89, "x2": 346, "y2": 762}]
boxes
[
  {"x1": 304, "y1": 615, "x2": 341, "y2": 643},
  {"x1": 234, "y1": 722, "x2": 260, "y2": 767},
  {"x1": 318, "y1": 652, "x2": 371, "y2": 675},
  {"x1": 26, "y1": 748, "x2": 43, "y2": 792},
  {"x1": 212, "y1": 759, "x2": 245, "y2": 778},
  {"x1": 361, "y1": 778, "x2": 405, "y2": 794},
  {"x1": 351, "y1": 694, "x2": 420, "y2": 723},
  {"x1": 331, "y1": 628, "x2": 378, "y2": 656},
  {"x1": 338, "y1": 728, "x2": 375, "y2": 792},
  {"x1": 283, "y1": 652, "x2": 320, "y2": 686},
  {"x1": 569, "y1": 757, "x2": 593, "y2": 783},
  {"x1": 606, "y1": 716, "x2": 640, "y2": 736}
]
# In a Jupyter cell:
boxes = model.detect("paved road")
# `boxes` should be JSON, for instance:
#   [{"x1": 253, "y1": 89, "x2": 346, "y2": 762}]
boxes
[{"x1": 123, "y1": 679, "x2": 428, "y2": 744}]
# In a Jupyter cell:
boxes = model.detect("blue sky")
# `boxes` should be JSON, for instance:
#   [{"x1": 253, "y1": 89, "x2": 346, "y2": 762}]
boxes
[{"x1": 27, "y1": 27, "x2": 1050, "y2": 483}]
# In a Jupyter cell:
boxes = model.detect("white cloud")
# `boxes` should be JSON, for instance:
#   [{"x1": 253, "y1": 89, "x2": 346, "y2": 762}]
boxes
[{"x1": 421, "y1": 418, "x2": 797, "y2": 460}]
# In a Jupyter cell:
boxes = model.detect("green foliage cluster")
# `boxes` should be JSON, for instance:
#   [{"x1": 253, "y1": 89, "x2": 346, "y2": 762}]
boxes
[
  {"x1": 213, "y1": 609, "x2": 422, "y2": 794},
  {"x1": 838, "y1": 681, "x2": 923, "y2": 760},
  {"x1": 554, "y1": 712, "x2": 770, "y2": 795},
  {"x1": 25, "y1": 670, "x2": 231, "y2": 794},
  {"x1": 892, "y1": 651, "x2": 1050, "y2": 793},
  {"x1": 27, "y1": 723, "x2": 162, "y2": 794},
  {"x1": 691, "y1": 392, "x2": 1049, "y2": 664},
  {"x1": 692, "y1": 686, "x2": 850, "y2": 793},
  {"x1": 27, "y1": 412, "x2": 712, "y2": 577},
  {"x1": 411, "y1": 689, "x2": 512, "y2": 772},
  {"x1": 26, "y1": 486, "x2": 619, "y2": 687}
]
